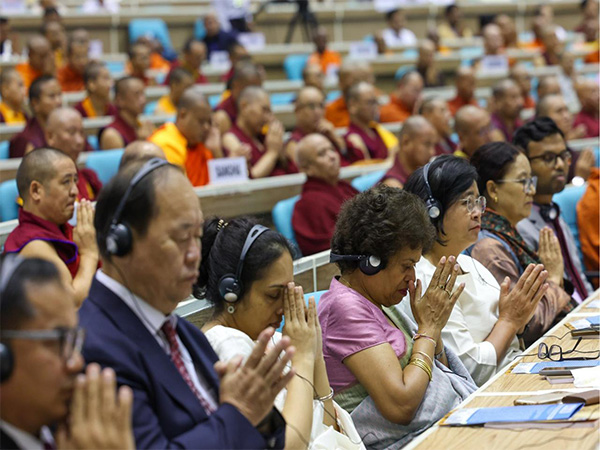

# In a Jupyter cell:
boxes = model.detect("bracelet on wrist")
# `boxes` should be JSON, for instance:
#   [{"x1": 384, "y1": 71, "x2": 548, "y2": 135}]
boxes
[
  {"x1": 409, "y1": 357, "x2": 433, "y2": 381},
  {"x1": 315, "y1": 387, "x2": 334, "y2": 402},
  {"x1": 413, "y1": 333, "x2": 436, "y2": 346},
  {"x1": 435, "y1": 346, "x2": 445, "y2": 360},
  {"x1": 413, "y1": 351, "x2": 433, "y2": 366}
]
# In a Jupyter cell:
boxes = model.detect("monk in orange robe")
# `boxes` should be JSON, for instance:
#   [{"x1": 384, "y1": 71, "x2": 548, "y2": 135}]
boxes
[
  {"x1": 16, "y1": 35, "x2": 56, "y2": 91},
  {"x1": 155, "y1": 67, "x2": 194, "y2": 116},
  {"x1": 447, "y1": 66, "x2": 478, "y2": 116},
  {"x1": 307, "y1": 27, "x2": 342, "y2": 75},
  {"x1": 380, "y1": 71, "x2": 423, "y2": 123},
  {"x1": 577, "y1": 168, "x2": 599, "y2": 288},
  {"x1": 57, "y1": 40, "x2": 89, "y2": 92}
]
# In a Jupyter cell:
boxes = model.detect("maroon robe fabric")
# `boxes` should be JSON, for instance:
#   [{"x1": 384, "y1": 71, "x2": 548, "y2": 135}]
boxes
[
  {"x1": 4, "y1": 209, "x2": 80, "y2": 278},
  {"x1": 77, "y1": 168, "x2": 103, "y2": 201},
  {"x1": 9, "y1": 117, "x2": 47, "y2": 158},
  {"x1": 98, "y1": 114, "x2": 138, "y2": 148},
  {"x1": 226, "y1": 124, "x2": 298, "y2": 177},
  {"x1": 573, "y1": 111, "x2": 599, "y2": 138},
  {"x1": 382, "y1": 157, "x2": 411, "y2": 186},
  {"x1": 215, "y1": 96, "x2": 237, "y2": 123},
  {"x1": 292, "y1": 177, "x2": 358, "y2": 255},
  {"x1": 435, "y1": 136, "x2": 458, "y2": 156},
  {"x1": 287, "y1": 127, "x2": 349, "y2": 167},
  {"x1": 343, "y1": 122, "x2": 388, "y2": 164}
]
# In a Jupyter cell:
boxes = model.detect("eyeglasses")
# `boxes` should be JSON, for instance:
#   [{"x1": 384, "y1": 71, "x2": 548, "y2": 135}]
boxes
[
  {"x1": 1, "y1": 327, "x2": 85, "y2": 362},
  {"x1": 496, "y1": 176, "x2": 538, "y2": 193},
  {"x1": 460, "y1": 195, "x2": 487, "y2": 214},
  {"x1": 529, "y1": 150, "x2": 572, "y2": 167},
  {"x1": 298, "y1": 102, "x2": 324, "y2": 111},
  {"x1": 537, "y1": 337, "x2": 600, "y2": 361}
]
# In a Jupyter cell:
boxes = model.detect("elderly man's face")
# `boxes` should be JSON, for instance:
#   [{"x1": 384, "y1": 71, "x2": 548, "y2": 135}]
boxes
[
  {"x1": 425, "y1": 101, "x2": 452, "y2": 137},
  {"x1": 461, "y1": 111, "x2": 493, "y2": 155},
  {"x1": 38, "y1": 156, "x2": 79, "y2": 225},
  {"x1": 242, "y1": 92, "x2": 272, "y2": 134},
  {"x1": 185, "y1": 42, "x2": 206, "y2": 70},
  {"x1": 0, "y1": 280, "x2": 83, "y2": 435},
  {"x1": 296, "y1": 88, "x2": 325, "y2": 132},
  {"x1": 118, "y1": 78, "x2": 146, "y2": 116},
  {"x1": 407, "y1": 125, "x2": 437, "y2": 167},
  {"x1": 47, "y1": 113, "x2": 86, "y2": 163},
  {"x1": 399, "y1": 75, "x2": 423, "y2": 110},
  {"x1": 304, "y1": 136, "x2": 340, "y2": 181},
  {"x1": 354, "y1": 86, "x2": 379, "y2": 123},
  {"x1": 544, "y1": 96, "x2": 572, "y2": 134},
  {"x1": 498, "y1": 84, "x2": 523, "y2": 120}
]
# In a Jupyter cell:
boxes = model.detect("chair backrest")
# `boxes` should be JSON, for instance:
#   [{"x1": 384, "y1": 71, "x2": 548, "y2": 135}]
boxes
[
  {"x1": 0, "y1": 141, "x2": 9, "y2": 160},
  {"x1": 194, "y1": 19, "x2": 206, "y2": 40},
  {"x1": 87, "y1": 135, "x2": 99, "y2": 151},
  {"x1": 128, "y1": 19, "x2": 172, "y2": 51},
  {"x1": 276, "y1": 290, "x2": 328, "y2": 332},
  {"x1": 270, "y1": 92, "x2": 296, "y2": 106},
  {"x1": 351, "y1": 170, "x2": 386, "y2": 192},
  {"x1": 85, "y1": 149, "x2": 124, "y2": 185},
  {"x1": 0, "y1": 179, "x2": 19, "y2": 222},
  {"x1": 283, "y1": 54, "x2": 310, "y2": 81},
  {"x1": 272, "y1": 195, "x2": 301, "y2": 252},
  {"x1": 554, "y1": 184, "x2": 588, "y2": 258},
  {"x1": 144, "y1": 100, "x2": 158, "y2": 115}
]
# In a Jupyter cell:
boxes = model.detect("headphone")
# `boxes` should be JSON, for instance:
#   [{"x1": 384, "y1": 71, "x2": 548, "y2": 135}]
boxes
[
  {"x1": 218, "y1": 224, "x2": 269, "y2": 303},
  {"x1": 0, "y1": 254, "x2": 26, "y2": 383},
  {"x1": 106, "y1": 158, "x2": 171, "y2": 257},
  {"x1": 329, "y1": 253, "x2": 383, "y2": 276},
  {"x1": 539, "y1": 202, "x2": 560, "y2": 222},
  {"x1": 423, "y1": 162, "x2": 442, "y2": 220}
]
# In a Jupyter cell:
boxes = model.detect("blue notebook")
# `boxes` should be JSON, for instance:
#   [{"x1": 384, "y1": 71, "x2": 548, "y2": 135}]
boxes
[
  {"x1": 442, "y1": 403, "x2": 585, "y2": 426},
  {"x1": 512, "y1": 359, "x2": 600, "y2": 374}
]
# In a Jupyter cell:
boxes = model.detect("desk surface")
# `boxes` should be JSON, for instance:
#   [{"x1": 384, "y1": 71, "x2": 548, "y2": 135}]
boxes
[{"x1": 406, "y1": 290, "x2": 600, "y2": 450}]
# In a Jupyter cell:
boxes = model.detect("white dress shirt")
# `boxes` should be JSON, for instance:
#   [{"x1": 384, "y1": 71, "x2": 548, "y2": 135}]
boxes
[
  {"x1": 0, "y1": 421, "x2": 54, "y2": 450},
  {"x1": 397, "y1": 254, "x2": 521, "y2": 386},
  {"x1": 95, "y1": 270, "x2": 218, "y2": 411},
  {"x1": 381, "y1": 27, "x2": 417, "y2": 48}
]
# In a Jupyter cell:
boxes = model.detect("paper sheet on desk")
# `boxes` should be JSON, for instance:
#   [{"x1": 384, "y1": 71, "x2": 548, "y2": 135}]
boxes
[
  {"x1": 568, "y1": 316, "x2": 600, "y2": 330},
  {"x1": 587, "y1": 300, "x2": 600, "y2": 309},
  {"x1": 512, "y1": 360, "x2": 600, "y2": 374},
  {"x1": 572, "y1": 366, "x2": 600, "y2": 388}
]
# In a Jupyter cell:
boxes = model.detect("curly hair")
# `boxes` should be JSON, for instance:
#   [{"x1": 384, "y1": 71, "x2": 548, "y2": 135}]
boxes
[{"x1": 331, "y1": 185, "x2": 435, "y2": 274}]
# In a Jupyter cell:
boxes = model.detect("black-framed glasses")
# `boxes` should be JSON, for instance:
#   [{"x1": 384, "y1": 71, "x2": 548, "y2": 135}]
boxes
[
  {"x1": 529, "y1": 150, "x2": 572, "y2": 167},
  {"x1": 496, "y1": 176, "x2": 538, "y2": 193},
  {"x1": 1, "y1": 327, "x2": 85, "y2": 362},
  {"x1": 537, "y1": 337, "x2": 600, "y2": 361},
  {"x1": 460, "y1": 195, "x2": 487, "y2": 214}
]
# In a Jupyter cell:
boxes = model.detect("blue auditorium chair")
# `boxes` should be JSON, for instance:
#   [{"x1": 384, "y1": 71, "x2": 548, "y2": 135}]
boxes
[
  {"x1": 351, "y1": 170, "x2": 386, "y2": 192},
  {"x1": 284, "y1": 54, "x2": 310, "y2": 81},
  {"x1": 105, "y1": 60, "x2": 126, "y2": 75},
  {"x1": 0, "y1": 179, "x2": 19, "y2": 222},
  {"x1": 277, "y1": 290, "x2": 327, "y2": 331},
  {"x1": 272, "y1": 195, "x2": 301, "y2": 255},
  {"x1": 194, "y1": 19, "x2": 206, "y2": 40},
  {"x1": 144, "y1": 101, "x2": 158, "y2": 115},
  {"x1": 129, "y1": 19, "x2": 173, "y2": 53},
  {"x1": 87, "y1": 135, "x2": 99, "y2": 151},
  {"x1": 0, "y1": 141, "x2": 9, "y2": 159},
  {"x1": 554, "y1": 184, "x2": 588, "y2": 262},
  {"x1": 270, "y1": 92, "x2": 296, "y2": 106},
  {"x1": 85, "y1": 149, "x2": 124, "y2": 185}
]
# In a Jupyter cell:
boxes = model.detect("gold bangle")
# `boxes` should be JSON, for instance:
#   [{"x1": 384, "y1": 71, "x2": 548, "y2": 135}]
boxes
[
  {"x1": 315, "y1": 387, "x2": 334, "y2": 402},
  {"x1": 413, "y1": 351, "x2": 433, "y2": 366},
  {"x1": 409, "y1": 357, "x2": 432, "y2": 381}
]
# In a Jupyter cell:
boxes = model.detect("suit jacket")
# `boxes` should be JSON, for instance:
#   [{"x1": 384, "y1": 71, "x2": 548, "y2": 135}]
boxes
[
  {"x1": 0, "y1": 429, "x2": 19, "y2": 450},
  {"x1": 79, "y1": 277, "x2": 285, "y2": 449},
  {"x1": 517, "y1": 205, "x2": 593, "y2": 295}
]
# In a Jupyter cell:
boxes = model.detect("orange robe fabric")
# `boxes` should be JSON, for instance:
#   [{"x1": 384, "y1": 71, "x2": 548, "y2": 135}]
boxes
[
  {"x1": 150, "y1": 52, "x2": 171, "y2": 71},
  {"x1": 447, "y1": 96, "x2": 478, "y2": 116},
  {"x1": 325, "y1": 97, "x2": 349, "y2": 128},
  {"x1": 523, "y1": 95, "x2": 536, "y2": 110},
  {"x1": 57, "y1": 64, "x2": 84, "y2": 92},
  {"x1": 308, "y1": 50, "x2": 342, "y2": 74},
  {"x1": 577, "y1": 168, "x2": 599, "y2": 287},
  {"x1": 15, "y1": 62, "x2": 42, "y2": 90},
  {"x1": 379, "y1": 94, "x2": 412, "y2": 123},
  {"x1": 148, "y1": 122, "x2": 213, "y2": 186},
  {"x1": 0, "y1": 102, "x2": 26, "y2": 124}
]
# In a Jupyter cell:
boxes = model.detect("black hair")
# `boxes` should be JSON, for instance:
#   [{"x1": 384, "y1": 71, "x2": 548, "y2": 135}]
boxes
[
  {"x1": 385, "y1": 8, "x2": 401, "y2": 21},
  {"x1": 0, "y1": 255, "x2": 60, "y2": 331},
  {"x1": 183, "y1": 37, "x2": 203, "y2": 53},
  {"x1": 83, "y1": 61, "x2": 106, "y2": 85},
  {"x1": 0, "y1": 17, "x2": 8, "y2": 25},
  {"x1": 512, "y1": 116, "x2": 565, "y2": 156},
  {"x1": 445, "y1": 4, "x2": 458, "y2": 16},
  {"x1": 94, "y1": 160, "x2": 180, "y2": 260},
  {"x1": 168, "y1": 66, "x2": 193, "y2": 86},
  {"x1": 405, "y1": 155, "x2": 479, "y2": 245},
  {"x1": 29, "y1": 75, "x2": 55, "y2": 104},
  {"x1": 331, "y1": 185, "x2": 435, "y2": 274},
  {"x1": 196, "y1": 217, "x2": 293, "y2": 314},
  {"x1": 113, "y1": 76, "x2": 138, "y2": 97},
  {"x1": 43, "y1": 7, "x2": 60, "y2": 18},
  {"x1": 470, "y1": 142, "x2": 522, "y2": 197}
]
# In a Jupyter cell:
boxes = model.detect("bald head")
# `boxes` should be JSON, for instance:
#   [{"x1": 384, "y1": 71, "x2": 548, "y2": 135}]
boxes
[
  {"x1": 455, "y1": 66, "x2": 475, "y2": 100},
  {"x1": 46, "y1": 107, "x2": 86, "y2": 162},
  {"x1": 27, "y1": 35, "x2": 54, "y2": 74},
  {"x1": 537, "y1": 75, "x2": 561, "y2": 100},
  {"x1": 295, "y1": 133, "x2": 340, "y2": 182},
  {"x1": 302, "y1": 63, "x2": 324, "y2": 91},
  {"x1": 120, "y1": 141, "x2": 165, "y2": 169},
  {"x1": 455, "y1": 105, "x2": 493, "y2": 157},
  {"x1": 237, "y1": 85, "x2": 268, "y2": 109},
  {"x1": 575, "y1": 77, "x2": 599, "y2": 113},
  {"x1": 397, "y1": 71, "x2": 424, "y2": 111},
  {"x1": 177, "y1": 86, "x2": 209, "y2": 111},
  {"x1": 339, "y1": 60, "x2": 373, "y2": 93},
  {"x1": 398, "y1": 116, "x2": 437, "y2": 169},
  {"x1": 399, "y1": 116, "x2": 435, "y2": 140},
  {"x1": 536, "y1": 94, "x2": 572, "y2": 134},
  {"x1": 483, "y1": 23, "x2": 504, "y2": 54},
  {"x1": 313, "y1": 26, "x2": 329, "y2": 53},
  {"x1": 230, "y1": 62, "x2": 263, "y2": 98},
  {"x1": 16, "y1": 147, "x2": 73, "y2": 202}
]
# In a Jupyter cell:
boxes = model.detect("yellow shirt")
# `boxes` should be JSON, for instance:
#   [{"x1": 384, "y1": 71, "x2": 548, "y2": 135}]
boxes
[
  {"x1": 0, "y1": 102, "x2": 26, "y2": 124},
  {"x1": 155, "y1": 95, "x2": 176, "y2": 115}
]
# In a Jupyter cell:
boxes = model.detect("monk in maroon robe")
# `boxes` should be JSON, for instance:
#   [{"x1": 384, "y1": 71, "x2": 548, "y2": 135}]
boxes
[
  {"x1": 381, "y1": 116, "x2": 437, "y2": 188},
  {"x1": 3, "y1": 148, "x2": 99, "y2": 307},
  {"x1": 223, "y1": 86, "x2": 297, "y2": 178},
  {"x1": 292, "y1": 134, "x2": 358, "y2": 256},
  {"x1": 214, "y1": 61, "x2": 262, "y2": 134},
  {"x1": 420, "y1": 97, "x2": 458, "y2": 156}
]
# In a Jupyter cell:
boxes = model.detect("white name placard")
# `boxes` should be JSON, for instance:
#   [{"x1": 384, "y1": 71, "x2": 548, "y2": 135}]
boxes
[
  {"x1": 348, "y1": 41, "x2": 378, "y2": 61},
  {"x1": 237, "y1": 32, "x2": 266, "y2": 52},
  {"x1": 208, "y1": 157, "x2": 249, "y2": 185}
]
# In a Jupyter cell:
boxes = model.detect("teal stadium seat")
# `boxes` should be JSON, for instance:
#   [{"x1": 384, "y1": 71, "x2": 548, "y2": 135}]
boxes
[
  {"x1": 87, "y1": 135, "x2": 99, "y2": 151},
  {"x1": 85, "y1": 149, "x2": 124, "y2": 185},
  {"x1": 194, "y1": 19, "x2": 206, "y2": 40},
  {"x1": 277, "y1": 290, "x2": 327, "y2": 332},
  {"x1": 105, "y1": 61, "x2": 126, "y2": 75},
  {"x1": 129, "y1": 19, "x2": 173, "y2": 53},
  {"x1": 0, "y1": 179, "x2": 19, "y2": 222},
  {"x1": 553, "y1": 184, "x2": 588, "y2": 262},
  {"x1": 351, "y1": 170, "x2": 386, "y2": 192},
  {"x1": 272, "y1": 195, "x2": 301, "y2": 256},
  {"x1": 284, "y1": 54, "x2": 310, "y2": 81},
  {"x1": 0, "y1": 141, "x2": 9, "y2": 159},
  {"x1": 270, "y1": 92, "x2": 296, "y2": 106},
  {"x1": 208, "y1": 95, "x2": 221, "y2": 109},
  {"x1": 144, "y1": 101, "x2": 158, "y2": 115}
]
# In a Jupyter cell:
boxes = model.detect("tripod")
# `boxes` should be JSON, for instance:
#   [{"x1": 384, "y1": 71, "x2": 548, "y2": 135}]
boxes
[{"x1": 255, "y1": 0, "x2": 318, "y2": 43}]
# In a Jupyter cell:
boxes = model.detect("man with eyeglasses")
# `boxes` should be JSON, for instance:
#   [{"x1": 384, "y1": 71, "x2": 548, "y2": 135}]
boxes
[
  {"x1": 285, "y1": 86, "x2": 346, "y2": 166},
  {"x1": 0, "y1": 254, "x2": 134, "y2": 449},
  {"x1": 514, "y1": 117, "x2": 593, "y2": 303}
]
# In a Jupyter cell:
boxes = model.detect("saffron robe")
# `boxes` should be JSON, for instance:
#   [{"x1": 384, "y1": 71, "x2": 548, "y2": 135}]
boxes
[
  {"x1": 292, "y1": 177, "x2": 358, "y2": 256},
  {"x1": 57, "y1": 64, "x2": 85, "y2": 92},
  {"x1": 0, "y1": 102, "x2": 27, "y2": 124},
  {"x1": 379, "y1": 94, "x2": 412, "y2": 123},
  {"x1": 325, "y1": 97, "x2": 349, "y2": 128},
  {"x1": 74, "y1": 97, "x2": 118, "y2": 118},
  {"x1": 4, "y1": 209, "x2": 80, "y2": 278}
]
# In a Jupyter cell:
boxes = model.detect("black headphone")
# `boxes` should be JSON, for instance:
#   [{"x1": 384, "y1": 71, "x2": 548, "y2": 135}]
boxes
[
  {"x1": 329, "y1": 253, "x2": 384, "y2": 275},
  {"x1": 106, "y1": 158, "x2": 171, "y2": 257},
  {"x1": 423, "y1": 162, "x2": 442, "y2": 220},
  {"x1": 0, "y1": 254, "x2": 26, "y2": 383},
  {"x1": 218, "y1": 224, "x2": 269, "y2": 303},
  {"x1": 539, "y1": 202, "x2": 560, "y2": 222}
]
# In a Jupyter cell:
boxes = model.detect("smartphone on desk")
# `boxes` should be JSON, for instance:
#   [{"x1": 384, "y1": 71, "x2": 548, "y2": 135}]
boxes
[
  {"x1": 514, "y1": 391, "x2": 569, "y2": 405},
  {"x1": 538, "y1": 367, "x2": 574, "y2": 377}
]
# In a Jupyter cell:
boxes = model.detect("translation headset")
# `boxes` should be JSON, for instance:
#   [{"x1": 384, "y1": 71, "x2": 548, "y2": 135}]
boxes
[
  {"x1": 422, "y1": 162, "x2": 442, "y2": 220},
  {"x1": 106, "y1": 158, "x2": 170, "y2": 257},
  {"x1": 329, "y1": 253, "x2": 383, "y2": 276},
  {"x1": 0, "y1": 254, "x2": 26, "y2": 383},
  {"x1": 218, "y1": 224, "x2": 269, "y2": 303}
]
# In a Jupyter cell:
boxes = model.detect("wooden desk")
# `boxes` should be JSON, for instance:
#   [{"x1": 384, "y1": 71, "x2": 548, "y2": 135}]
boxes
[{"x1": 406, "y1": 290, "x2": 600, "y2": 450}]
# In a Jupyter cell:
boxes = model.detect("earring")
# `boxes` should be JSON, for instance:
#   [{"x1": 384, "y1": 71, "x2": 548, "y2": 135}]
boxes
[
  {"x1": 494, "y1": 196, "x2": 498, "y2": 203},
  {"x1": 227, "y1": 304, "x2": 235, "y2": 314}
]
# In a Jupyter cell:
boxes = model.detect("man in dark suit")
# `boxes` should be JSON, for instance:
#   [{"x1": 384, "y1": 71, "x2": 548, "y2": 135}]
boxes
[{"x1": 80, "y1": 159, "x2": 293, "y2": 449}]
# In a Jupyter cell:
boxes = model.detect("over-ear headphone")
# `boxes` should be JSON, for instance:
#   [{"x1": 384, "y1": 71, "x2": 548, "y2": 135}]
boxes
[
  {"x1": 106, "y1": 158, "x2": 171, "y2": 257},
  {"x1": 423, "y1": 162, "x2": 442, "y2": 220},
  {"x1": 539, "y1": 202, "x2": 560, "y2": 222},
  {"x1": 0, "y1": 254, "x2": 26, "y2": 383},
  {"x1": 329, "y1": 253, "x2": 383, "y2": 276},
  {"x1": 218, "y1": 224, "x2": 269, "y2": 303}
]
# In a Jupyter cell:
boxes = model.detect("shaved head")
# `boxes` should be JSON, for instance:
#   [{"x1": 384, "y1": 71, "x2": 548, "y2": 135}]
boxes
[
  {"x1": 177, "y1": 86, "x2": 209, "y2": 111},
  {"x1": 399, "y1": 115, "x2": 435, "y2": 141},
  {"x1": 295, "y1": 133, "x2": 340, "y2": 181},
  {"x1": 237, "y1": 85, "x2": 268, "y2": 109},
  {"x1": 16, "y1": 148, "x2": 71, "y2": 201},
  {"x1": 339, "y1": 60, "x2": 373, "y2": 92},
  {"x1": 46, "y1": 107, "x2": 80, "y2": 130},
  {"x1": 455, "y1": 105, "x2": 482, "y2": 134},
  {"x1": 347, "y1": 81, "x2": 374, "y2": 103},
  {"x1": 120, "y1": 141, "x2": 165, "y2": 169},
  {"x1": 296, "y1": 133, "x2": 327, "y2": 169}
]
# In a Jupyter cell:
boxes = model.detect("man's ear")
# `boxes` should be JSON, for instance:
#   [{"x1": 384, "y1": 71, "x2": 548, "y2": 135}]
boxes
[{"x1": 29, "y1": 180, "x2": 44, "y2": 203}]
